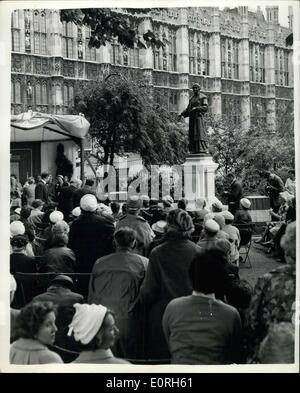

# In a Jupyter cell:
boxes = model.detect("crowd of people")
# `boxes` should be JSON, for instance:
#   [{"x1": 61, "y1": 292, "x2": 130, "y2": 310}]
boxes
[{"x1": 9, "y1": 171, "x2": 296, "y2": 366}]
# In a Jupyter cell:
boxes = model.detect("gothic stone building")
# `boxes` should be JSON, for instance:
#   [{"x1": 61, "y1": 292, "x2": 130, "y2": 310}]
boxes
[{"x1": 11, "y1": 7, "x2": 294, "y2": 183}]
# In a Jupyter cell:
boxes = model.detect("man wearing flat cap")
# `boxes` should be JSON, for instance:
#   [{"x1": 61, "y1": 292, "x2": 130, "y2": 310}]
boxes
[
  {"x1": 32, "y1": 275, "x2": 84, "y2": 362},
  {"x1": 116, "y1": 195, "x2": 154, "y2": 256},
  {"x1": 178, "y1": 83, "x2": 209, "y2": 154}
]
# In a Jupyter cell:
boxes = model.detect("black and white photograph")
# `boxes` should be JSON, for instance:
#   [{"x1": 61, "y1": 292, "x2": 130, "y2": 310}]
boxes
[{"x1": 0, "y1": 0, "x2": 299, "y2": 374}]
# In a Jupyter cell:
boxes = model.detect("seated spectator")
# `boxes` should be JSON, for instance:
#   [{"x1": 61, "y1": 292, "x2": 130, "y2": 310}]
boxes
[
  {"x1": 244, "y1": 222, "x2": 296, "y2": 363},
  {"x1": 39, "y1": 222, "x2": 75, "y2": 275},
  {"x1": 30, "y1": 199, "x2": 44, "y2": 218},
  {"x1": 255, "y1": 192, "x2": 290, "y2": 246},
  {"x1": 162, "y1": 250, "x2": 242, "y2": 364},
  {"x1": 69, "y1": 304, "x2": 130, "y2": 364},
  {"x1": 10, "y1": 207, "x2": 21, "y2": 223},
  {"x1": 88, "y1": 227, "x2": 148, "y2": 359},
  {"x1": 197, "y1": 219, "x2": 221, "y2": 250},
  {"x1": 222, "y1": 211, "x2": 241, "y2": 265},
  {"x1": 213, "y1": 240, "x2": 239, "y2": 280},
  {"x1": 234, "y1": 198, "x2": 252, "y2": 225},
  {"x1": 43, "y1": 210, "x2": 65, "y2": 250},
  {"x1": 10, "y1": 220, "x2": 34, "y2": 257},
  {"x1": 211, "y1": 199, "x2": 223, "y2": 214},
  {"x1": 213, "y1": 214, "x2": 230, "y2": 241},
  {"x1": 10, "y1": 301, "x2": 63, "y2": 364},
  {"x1": 192, "y1": 197, "x2": 209, "y2": 223}
]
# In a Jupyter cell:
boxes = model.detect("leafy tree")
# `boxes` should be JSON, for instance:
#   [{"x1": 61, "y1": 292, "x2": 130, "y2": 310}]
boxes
[
  {"x1": 60, "y1": 8, "x2": 166, "y2": 50},
  {"x1": 207, "y1": 100, "x2": 295, "y2": 197},
  {"x1": 73, "y1": 75, "x2": 188, "y2": 168}
]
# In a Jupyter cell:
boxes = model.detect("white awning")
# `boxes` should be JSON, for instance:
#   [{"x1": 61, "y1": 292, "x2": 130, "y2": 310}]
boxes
[{"x1": 11, "y1": 111, "x2": 90, "y2": 142}]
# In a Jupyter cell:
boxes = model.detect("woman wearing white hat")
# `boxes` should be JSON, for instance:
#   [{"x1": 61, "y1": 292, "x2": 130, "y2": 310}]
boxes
[
  {"x1": 234, "y1": 198, "x2": 252, "y2": 225},
  {"x1": 69, "y1": 304, "x2": 130, "y2": 364}
]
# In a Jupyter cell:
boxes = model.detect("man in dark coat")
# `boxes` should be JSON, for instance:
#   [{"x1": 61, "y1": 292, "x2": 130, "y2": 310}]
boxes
[
  {"x1": 178, "y1": 83, "x2": 209, "y2": 154},
  {"x1": 264, "y1": 171, "x2": 284, "y2": 213},
  {"x1": 57, "y1": 179, "x2": 81, "y2": 221},
  {"x1": 32, "y1": 275, "x2": 84, "y2": 362},
  {"x1": 224, "y1": 172, "x2": 243, "y2": 216},
  {"x1": 72, "y1": 178, "x2": 96, "y2": 208},
  {"x1": 68, "y1": 194, "x2": 115, "y2": 275},
  {"x1": 35, "y1": 172, "x2": 50, "y2": 204},
  {"x1": 116, "y1": 196, "x2": 154, "y2": 256}
]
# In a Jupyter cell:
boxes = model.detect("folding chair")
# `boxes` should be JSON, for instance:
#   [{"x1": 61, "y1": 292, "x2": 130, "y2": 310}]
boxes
[{"x1": 235, "y1": 224, "x2": 255, "y2": 269}]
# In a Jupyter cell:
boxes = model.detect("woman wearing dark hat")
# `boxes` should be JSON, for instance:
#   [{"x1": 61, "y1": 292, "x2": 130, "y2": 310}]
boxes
[
  {"x1": 141, "y1": 208, "x2": 201, "y2": 360},
  {"x1": 178, "y1": 83, "x2": 209, "y2": 154},
  {"x1": 10, "y1": 301, "x2": 63, "y2": 364}
]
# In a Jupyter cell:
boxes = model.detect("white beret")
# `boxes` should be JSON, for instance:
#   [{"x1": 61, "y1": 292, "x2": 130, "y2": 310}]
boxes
[
  {"x1": 240, "y1": 198, "x2": 251, "y2": 209},
  {"x1": 212, "y1": 199, "x2": 223, "y2": 211},
  {"x1": 80, "y1": 194, "x2": 98, "y2": 212},
  {"x1": 204, "y1": 219, "x2": 220, "y2": 233},
  {"x1": 68, "y1": 303, "x2": 107, "y2": 345},
  {"x1": 10, "y1": 221, "x2": 25, "y2": 237},
  {"x1": 49, "y1": 210, "x2": 64, "y2": 223},
  {"x1": 152, "y1": 220, "x2": 167, "y2": 234},
  {"x1": 72, "y1": 207, "x2": 81, "y2": 217}
]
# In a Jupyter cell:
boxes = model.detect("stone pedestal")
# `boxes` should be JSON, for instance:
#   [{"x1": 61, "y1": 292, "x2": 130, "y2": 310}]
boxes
[{"x1": 183, "y1": 153, "x2": 218, "y2": 210}]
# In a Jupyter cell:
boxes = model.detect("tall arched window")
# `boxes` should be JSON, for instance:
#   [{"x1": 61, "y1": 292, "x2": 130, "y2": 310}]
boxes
[
  {"x1": 15, "y1": 80, "x2": 21, "y2": 103},
  {"x1": 42, "y1": 83, "x2": 47, "y2": 105},
  {"x1": 62, "y1": 21, "x2": 74, "y2": 58},
  {"x1": 221, "y1": 37, "x2": 239, "y2": 79},
  {"x1": 85, "y1": 27, "x2": 96, "y2": 61},
  {"x1": 33, "y1": 10, "x2": 47, "y2": 55},
  {"x1": 11, "y1": 10, "x2": 20, "y2": 52},
  {"x1": 275, "y1": 48, "x2": 289, "y2": 86},
  {"x1": 64, "y1": 85, "x2": 68, "y2": 106},
  {"x1": 35, "y1": 83, "x2": 41, "y2": 105},
  {"x1": 189, "y1": 31, "x2": 210, "y2": 76},
  {"x1": 69, "y1": 85, "x2": 74, "y2": 106},
  {"x1": 249, "y1": 43, "x2": 265, "y2": 83}
]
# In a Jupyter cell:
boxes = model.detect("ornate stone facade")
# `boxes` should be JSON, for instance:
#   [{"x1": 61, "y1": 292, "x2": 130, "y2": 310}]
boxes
[{"x1": 11, "y1": 7, "x2": 293, "y2": 131}]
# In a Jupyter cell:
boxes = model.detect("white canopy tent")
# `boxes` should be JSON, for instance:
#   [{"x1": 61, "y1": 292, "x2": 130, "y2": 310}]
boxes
[{"x1": 11, "y1": 111, "x2": 90, "y2": 180}]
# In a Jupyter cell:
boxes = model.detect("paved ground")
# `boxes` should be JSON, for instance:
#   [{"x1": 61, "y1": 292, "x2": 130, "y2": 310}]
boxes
[{"x1": 239, "y1": 234, "x2": 282, "y2": 288}]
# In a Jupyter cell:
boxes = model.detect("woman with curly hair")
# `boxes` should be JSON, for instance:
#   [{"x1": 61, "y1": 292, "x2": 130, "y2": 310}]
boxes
[{"x1": 10, "y1": 301, "x2": 63, "y2": 364}]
